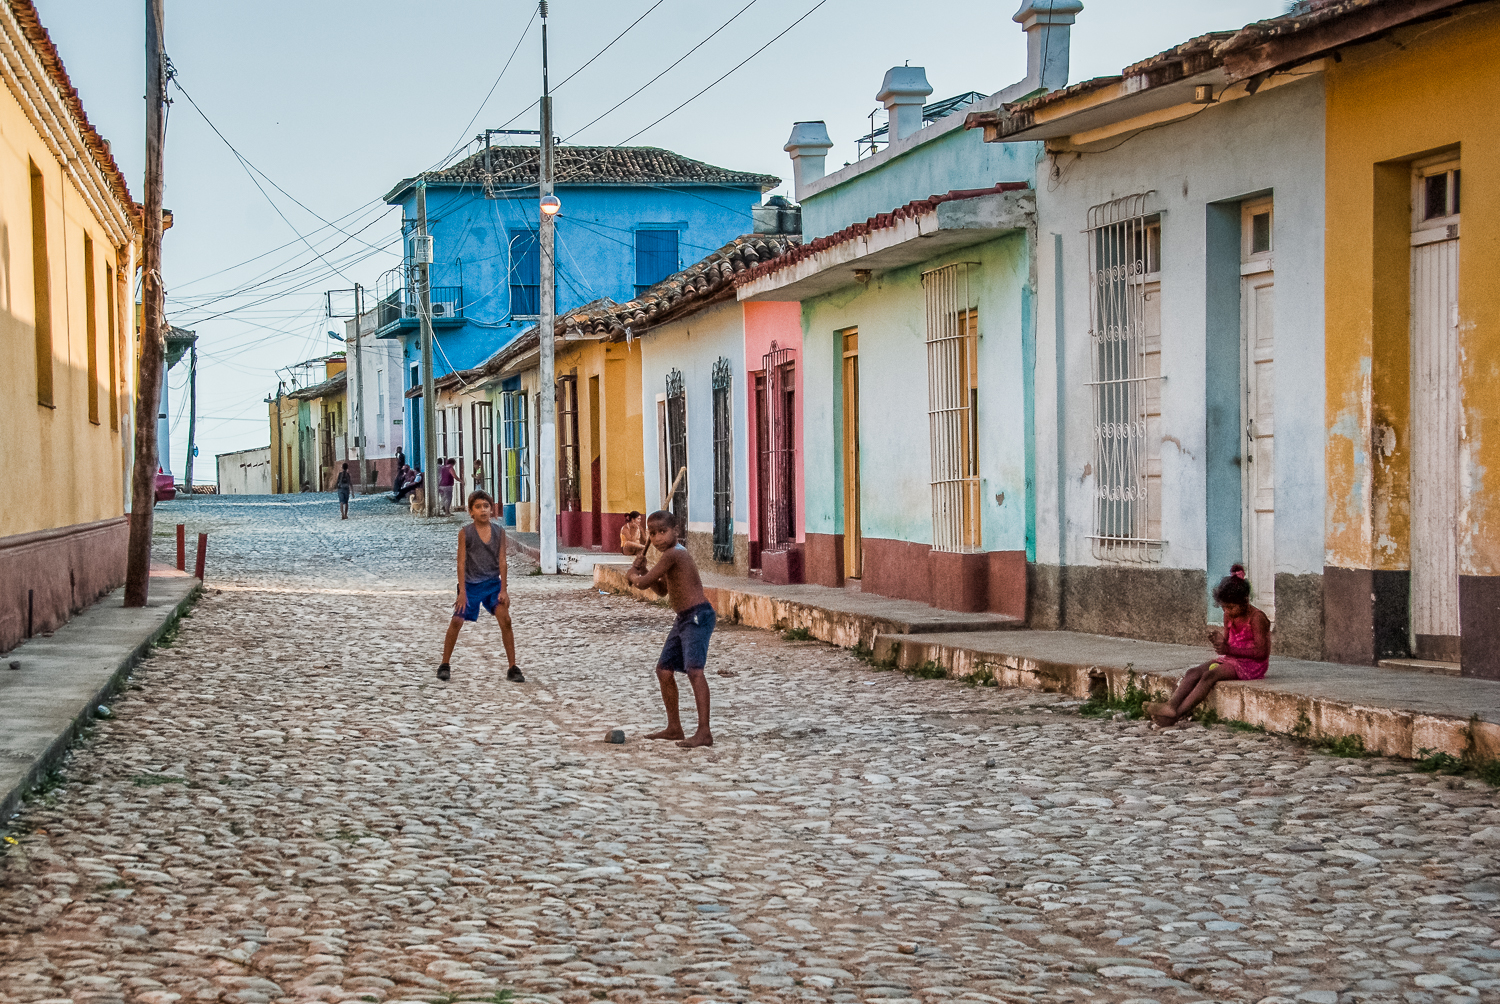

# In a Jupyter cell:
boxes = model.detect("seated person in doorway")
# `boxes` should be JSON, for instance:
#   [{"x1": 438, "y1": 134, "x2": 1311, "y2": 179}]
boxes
[{"x1": 619, "y1": 511, "x2": 646, "y2": 556}]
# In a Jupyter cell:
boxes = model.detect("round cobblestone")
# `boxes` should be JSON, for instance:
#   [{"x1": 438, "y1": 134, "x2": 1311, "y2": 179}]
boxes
[{"x1": 2, "y1": 495, "x2": 1499, "y2": 1004}]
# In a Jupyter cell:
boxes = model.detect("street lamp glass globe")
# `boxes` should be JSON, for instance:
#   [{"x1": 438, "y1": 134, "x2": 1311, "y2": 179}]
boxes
[{"x1": 540, "y1": 195, "x2": 561, "y2": 216}]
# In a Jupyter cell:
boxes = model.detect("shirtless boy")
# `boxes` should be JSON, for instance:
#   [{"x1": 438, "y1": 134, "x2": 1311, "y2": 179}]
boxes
[{"x1": 626, "y1": 510, "x2": 715, "y2": 748}]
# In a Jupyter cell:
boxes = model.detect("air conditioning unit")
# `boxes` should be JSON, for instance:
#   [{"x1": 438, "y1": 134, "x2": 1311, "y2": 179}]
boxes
[
  {"x1": 402, "y1": 303, "x2": 418, "y2": 318},
  {"x1": 432, "y1": 302, "x2": 458, "y2": 319}
]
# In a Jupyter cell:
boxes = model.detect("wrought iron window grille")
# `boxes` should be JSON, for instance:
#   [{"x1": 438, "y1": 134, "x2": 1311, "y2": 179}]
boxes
[
  {"x1": 665, "y1": 368, "x2": 688, "y2": 531},
  {"x1": 711, "y1": 358, "x2": 734, "y2": 564},
  {"x1": 922, "y1": 262, "x2": 982, "y2": 554}
]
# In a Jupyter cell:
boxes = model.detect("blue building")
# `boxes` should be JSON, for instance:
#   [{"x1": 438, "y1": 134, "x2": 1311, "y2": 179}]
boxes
[{"x1": 380, "y1": 145, "x2": 780, "y2": 466}]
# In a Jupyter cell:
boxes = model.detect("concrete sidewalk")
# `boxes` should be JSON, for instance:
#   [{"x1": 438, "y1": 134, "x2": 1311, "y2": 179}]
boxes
[
  {"x1": 1, "y1": 569, "x2": 200, "y2": 825},
  {"x1": 594, "y1": 562, "x2": 1500, "y2": 763},
  {"x1": 506, "y1": 530, "x2": 624, "y2": 575}
]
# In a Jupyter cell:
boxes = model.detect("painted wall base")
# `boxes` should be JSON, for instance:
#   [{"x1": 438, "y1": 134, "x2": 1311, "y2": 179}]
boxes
[
  {"x1": 762, "y1": 545, "x2": 805, "y2": 585},
  {"x1": 1028, "y1": 563, "x2": 1208, "y2": 645},
  {"x1": 855, "y1": 537, "x2": 1027, "y2": 617},
  {"x1": 805, "y1": 532, "x2": 844, "y2": 588},
  {"x1": 1323, "y1": 566, "x2": 1410, "y2": 664},
  {"x1": 1460, "y1": 575, "x2": 1500, "y2": 680},
  {"x1": 1273, "y1": 572, "x2": 1325, "y2": 661},
  {"x1": 683, "y1": 531, "x2": 750, "y2": 576},
  {"x1": 0, "y1": 517, "x2": 129, "y2": 654}
]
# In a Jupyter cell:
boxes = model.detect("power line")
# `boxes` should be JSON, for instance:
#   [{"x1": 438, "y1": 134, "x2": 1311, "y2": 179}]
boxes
[{"x1": 560, "y1": 0, "x2": 760, "y2": 144}]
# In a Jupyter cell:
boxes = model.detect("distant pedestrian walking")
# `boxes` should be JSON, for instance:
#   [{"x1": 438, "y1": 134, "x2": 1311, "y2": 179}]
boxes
[
  {"x1": 438, "y1": 457, "x2": 456, "y2": 516},
  {"x1": 438, "y1": 490, "x2": 522, "y2": 684},
  {"x1": 1145, "y1": 564, "x2": 1270, "y2": 727},
  {"x1": 335, "y1": 462, "x2": 352, "y2": 519}
]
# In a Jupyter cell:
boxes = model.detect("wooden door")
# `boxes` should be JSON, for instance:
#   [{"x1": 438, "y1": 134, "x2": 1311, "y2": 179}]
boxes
[
  {"x1": 1410, "y1": 157, "x2": 1462, "y2": 661},
  {"x1": 1241, "y1": 199, "x2": 1275, "y2": 621},
  {"x1": 754, "y1": 373, "x2": 768, "y2": 569},
  {"x1": 842, "y1": 330, "x2": 862, "y2": 578}
]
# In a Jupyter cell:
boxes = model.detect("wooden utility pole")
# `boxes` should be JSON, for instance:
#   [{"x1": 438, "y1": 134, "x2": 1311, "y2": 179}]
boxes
[
  {"x1": 538, "y1": 0, "x2": 559, "y2": 573},
  {"x1": 183, "y1": 342, "x2": 197, "y2": 493},
  {"x1": 415, "y1": 182, "x2": 439, "y2": 517},
  {"x1": 125, "y1": 0, "x2": 167, "y2": 606}
]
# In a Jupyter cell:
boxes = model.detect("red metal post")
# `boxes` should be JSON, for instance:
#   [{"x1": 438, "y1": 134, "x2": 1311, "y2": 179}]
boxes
[
  {"x1": 194, "y1": 532, "x2": 208, "y2": 581},
  {"x1": 176, "y1": 523, "x2": 185, "y2": 571}
]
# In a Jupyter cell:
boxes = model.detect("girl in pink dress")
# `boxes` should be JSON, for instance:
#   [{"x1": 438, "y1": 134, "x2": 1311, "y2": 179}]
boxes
[{"x1": 1145, "y1": 564, "x2": 1271, "y2": 727}]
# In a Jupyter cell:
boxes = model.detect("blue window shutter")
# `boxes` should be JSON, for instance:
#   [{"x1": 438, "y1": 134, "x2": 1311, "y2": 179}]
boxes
[
  {"x1": 509, "y1": 229, "x2": 541, "y2": 315},
  {"x1": 635, "y1": 230, "x2": 679, "y2": 294}
]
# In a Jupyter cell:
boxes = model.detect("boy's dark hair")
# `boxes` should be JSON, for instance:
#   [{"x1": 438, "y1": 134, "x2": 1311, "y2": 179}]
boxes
[
  {"x1": 467, "y1": 489, "x2": 494, "y2": 510},
  {"x1": 341, "y1": 462, "x2": 349, "y2": 470},
  {"x1": 646, "y1": 509, "x2": 676, "y2": 530},
  {"x1": 1213, "y1": 563, "x2": 1252, "y2": 606}
]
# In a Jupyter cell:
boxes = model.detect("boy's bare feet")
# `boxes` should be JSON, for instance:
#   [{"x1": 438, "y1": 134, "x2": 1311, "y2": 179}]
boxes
[
  {"x1": 646, "y1": 727, "x2": 685, "y2": 740},
  {"x1": 676, "y1": 732, "x2": 713, "y2": 749}
]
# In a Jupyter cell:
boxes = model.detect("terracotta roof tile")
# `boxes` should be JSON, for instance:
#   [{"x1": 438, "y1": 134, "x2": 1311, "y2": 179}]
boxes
[
  {"x1": 408, "y1": 145, "x2": 780, "y2": 193},
  {"x1": 9, "y1": 0, "x2": 138, "y2": 227},
  {"x1": 733, "y1": 183, "x2": 1029, "y2": 287}
]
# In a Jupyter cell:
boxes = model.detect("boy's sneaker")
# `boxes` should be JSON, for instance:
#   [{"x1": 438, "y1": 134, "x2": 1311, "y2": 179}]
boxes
[
  {"x1": 437, "y1": 663, "x2": 451, "y2": 682},
  {"x1": 507, "y1": 666, "x2": 525, "y2": 683}
]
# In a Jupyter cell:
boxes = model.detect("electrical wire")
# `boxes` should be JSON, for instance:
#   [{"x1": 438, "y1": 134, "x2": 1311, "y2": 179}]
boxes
[{"x1": 560, "y1": 0, "x2": 760, "y2": 143}]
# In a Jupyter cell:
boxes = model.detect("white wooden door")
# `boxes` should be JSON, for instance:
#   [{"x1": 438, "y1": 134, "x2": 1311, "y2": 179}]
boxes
[
  {"x1": 1410, "y1": 158, "x2": 1461, "y2": 660},
  {"x1": 1241, "y1": 200, "x2": 1275, "y2": 621}
]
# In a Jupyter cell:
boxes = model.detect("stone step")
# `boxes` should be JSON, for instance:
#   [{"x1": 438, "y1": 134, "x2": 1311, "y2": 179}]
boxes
[{"x1": 1379, "y1": 657, "x2": 1462, "y2": 677}]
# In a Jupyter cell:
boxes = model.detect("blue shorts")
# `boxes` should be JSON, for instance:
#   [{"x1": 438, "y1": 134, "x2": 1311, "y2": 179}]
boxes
[
  {"x1": 459, "y1": 578, "x2": 505, "y2": 622},
  {"x1": 658, "y1": 602, "x2": 716, "y2": 672}
]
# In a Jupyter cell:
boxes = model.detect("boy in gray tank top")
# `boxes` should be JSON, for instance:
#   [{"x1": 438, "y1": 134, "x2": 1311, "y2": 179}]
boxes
[{"x1": 438, "y1": 490, "x2": 522, "y2": 683}]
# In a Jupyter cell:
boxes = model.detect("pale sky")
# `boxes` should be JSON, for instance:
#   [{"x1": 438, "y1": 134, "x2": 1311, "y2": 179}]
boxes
[{"x1": 34, "y1": 0, "x2": 1285, "y2": 473}]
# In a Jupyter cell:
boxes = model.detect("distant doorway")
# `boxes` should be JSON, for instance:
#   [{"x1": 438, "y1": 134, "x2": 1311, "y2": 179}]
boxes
[
  {"x1": 841, "y1": 329, "x2": 862, "y2": 579},
  {"x1": 1241, "y1": 198, "x2": 1276, "y2": 623}
]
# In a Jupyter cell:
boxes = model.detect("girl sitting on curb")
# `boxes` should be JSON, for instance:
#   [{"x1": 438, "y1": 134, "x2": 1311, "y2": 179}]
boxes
[{"x1": 1145, "y1": 564, "x2": 1270, "y2": 727}]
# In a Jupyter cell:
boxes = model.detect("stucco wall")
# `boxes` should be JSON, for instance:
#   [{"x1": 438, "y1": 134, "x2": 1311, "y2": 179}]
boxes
[
  {"x1": 800, "y1": 233, "x2": 1032, "y2": 552},
  {"x1": 1030, "y1": 76, "x2": 1327, "y2": 602},
  {"x1": 639, "y1": 300, "x2": 749, "y2": 571},
  {"x1": 743, "y1": 301, "x2": 806, "y2": 549},
  {"x1": 801, "y1": 108, "x2": 1040, "y2": 239},
  {"x1": 1324, "y1": 9, "x2": 1500, "y2": 578},
  {"x1": 0, "y1": 79, "x2": 134, "y2": 539}
]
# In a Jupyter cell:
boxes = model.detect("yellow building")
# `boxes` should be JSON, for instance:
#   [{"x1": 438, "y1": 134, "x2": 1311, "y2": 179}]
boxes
[
  {"x1": 481, "y1": 311, "x2": 646, "y2": 547},
  {"x1": 0, "y1": 1, "x2": 139, "y2": 651},
  {"x1": 268, "y1": 357, "x2": 347, "y2": 493},
  {"x1": 1315, "y1": 0, "x2": 1500, "y2": 675}
]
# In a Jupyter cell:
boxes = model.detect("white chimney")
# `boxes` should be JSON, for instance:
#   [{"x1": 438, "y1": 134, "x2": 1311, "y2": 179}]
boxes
[
  {"x1": 876, "y1": 66, "x2": 933, "y2": 143},
  {"x1": 784, "y1": 121, "x2": 834, "y2": 197},
  {"x1": 1013, "y1": 0, "x2": 1083, "y2": 92}
]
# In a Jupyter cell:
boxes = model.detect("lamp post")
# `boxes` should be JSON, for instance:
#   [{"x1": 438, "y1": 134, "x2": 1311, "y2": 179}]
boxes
[{"x1": 537, "y1": 0, "x2": 560, "y2": 573}]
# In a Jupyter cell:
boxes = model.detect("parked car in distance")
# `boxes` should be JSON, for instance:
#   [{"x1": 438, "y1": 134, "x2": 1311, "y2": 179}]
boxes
[{"x1": 155, "y1": 468, "x2": 176, "y2": 502}]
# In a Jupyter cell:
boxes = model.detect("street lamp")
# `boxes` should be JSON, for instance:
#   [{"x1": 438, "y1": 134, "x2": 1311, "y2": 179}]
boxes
[{"x1": 540, "y1": 195, "x2": 561, "y2": 216}]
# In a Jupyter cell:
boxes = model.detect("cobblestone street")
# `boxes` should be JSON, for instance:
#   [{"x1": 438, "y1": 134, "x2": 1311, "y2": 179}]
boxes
[{"x1": 4, "y1": 496, "x2": 1500, "y2": 1004}]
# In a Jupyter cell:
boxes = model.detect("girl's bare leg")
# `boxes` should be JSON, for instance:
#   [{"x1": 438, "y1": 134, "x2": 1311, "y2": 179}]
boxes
[
  {"x1": 1171, "y1": 664, "x2": 1240, "y2": 720},
  {"x1": 1145, "y1": 663, "x2": 1210, "y2": 723}
]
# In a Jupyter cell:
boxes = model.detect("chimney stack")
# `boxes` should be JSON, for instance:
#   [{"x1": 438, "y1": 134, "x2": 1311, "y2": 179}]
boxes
[
  {"x1": 1013, "y1": 0, "x2": 1083, "y2": 92},
  {"x1": 876, "y1": 66, "x2": 933, "y2": 143},
  {"x1": 784, "y1": 121, "x2": 834, "y2": 198}
]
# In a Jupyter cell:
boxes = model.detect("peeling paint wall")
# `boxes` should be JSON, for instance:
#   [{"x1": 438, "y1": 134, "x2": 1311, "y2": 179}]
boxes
[{"x1": 1324, "y1": 8, "x2": 1500, "y2": 579}]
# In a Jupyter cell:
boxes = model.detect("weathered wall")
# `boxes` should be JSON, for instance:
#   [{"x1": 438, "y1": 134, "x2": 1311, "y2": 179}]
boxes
[
  {"x1": 0, "y1": 76, "x2": 134, "y2": 539},
  {"x1": 216, "y1": 447, "x2": 272, "y2": 495},
  {"x1": 639, "y1": 300, "x2": 749, "y2": 574},
  {"x1": 1322, "y1": 8, "x2": 1500, "y2": 675},
  {"x1": 1028, "y1": 75, "x2": 1326, "y2": 652},
  {"x1": 743, "y1": 300, "x2": 806, "y2": 555},
  {"x1": 799, "y1": 231, "x2": 1031, "y2": 611}
]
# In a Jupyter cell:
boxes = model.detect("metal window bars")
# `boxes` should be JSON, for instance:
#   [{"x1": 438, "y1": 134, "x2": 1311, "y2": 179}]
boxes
[
  {"x1": 711, "y1": 358, "x2": 734, "y2": 564},
  {"x1": 1086, "y1": 193, "x2": 1163, "y2": 562},
  {"x1": 761, "y1": 341, "x2": 797, "y2": 553},
  {"x1": 557, "y1": 375, "x2": 581, "y2": 512},
  {"x1": 923, "y1": 262, "x2": 982, "y2": 553},
  {"x1": 665, "y1": 368, "x2": 688, "y2": 531}
]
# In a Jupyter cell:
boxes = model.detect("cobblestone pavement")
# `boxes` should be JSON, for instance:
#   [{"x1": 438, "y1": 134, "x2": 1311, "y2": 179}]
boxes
[{"x1": 4, "y1": 494, "x2": 1500, "y2": 1004}]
